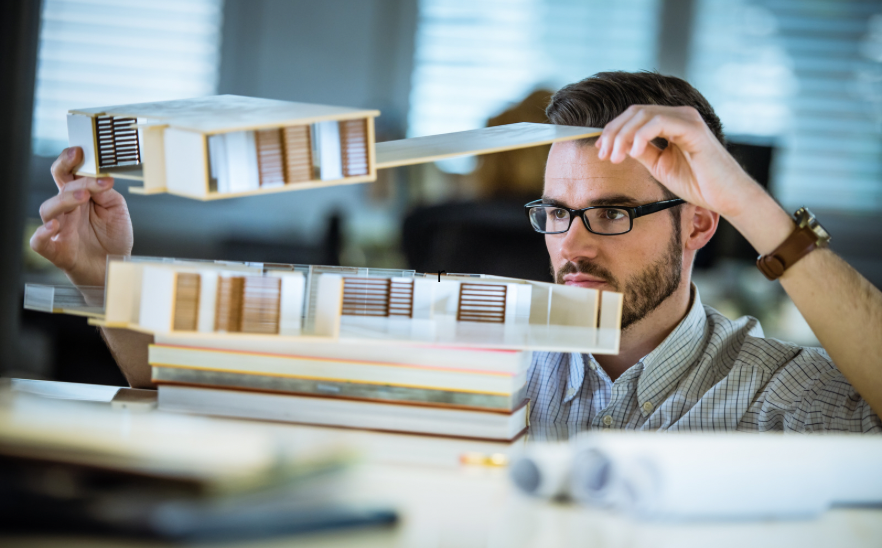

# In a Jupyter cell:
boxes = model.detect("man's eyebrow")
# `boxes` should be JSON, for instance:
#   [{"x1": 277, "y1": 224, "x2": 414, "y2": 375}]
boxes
[{"x1": 540, "y1": 194, "x2": 642, "y2": 208}]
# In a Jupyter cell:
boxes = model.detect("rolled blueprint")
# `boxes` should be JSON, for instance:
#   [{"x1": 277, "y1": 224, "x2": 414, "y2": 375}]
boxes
[
  {"x1": 569, "y1": 433, "x2": 654, "y2": 510},
  {"x1": 509, "y1": 442, "x2": 573, "y2": 499},
  {"x1": 568, "y1": 432, "x2": 882, "y2": 520}
]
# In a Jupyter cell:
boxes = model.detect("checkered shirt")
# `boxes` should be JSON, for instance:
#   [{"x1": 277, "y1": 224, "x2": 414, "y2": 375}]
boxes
[{"x1": 526, "y1": 287, "x2": 881, "y2": 433}]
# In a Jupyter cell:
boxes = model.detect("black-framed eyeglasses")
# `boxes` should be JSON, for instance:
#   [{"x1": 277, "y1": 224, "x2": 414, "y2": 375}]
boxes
[{"x1": 524, "y1": 198, "x2": 685, "y2": 235}]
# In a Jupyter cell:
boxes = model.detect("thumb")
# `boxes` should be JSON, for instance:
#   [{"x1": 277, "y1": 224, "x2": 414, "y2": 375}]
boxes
[{"x1": 29, "y1": 219, "x2": 62, "y2": 263}]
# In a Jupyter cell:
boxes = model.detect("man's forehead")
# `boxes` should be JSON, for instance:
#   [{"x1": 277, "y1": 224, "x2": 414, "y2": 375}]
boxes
[
  {"x1": 544, "y1": 165, "x2": 630, "y2": 180},
  {"x1": 545, "y1": 141, "x2": 646, "y2": 181},
  {"x1": 543, "y1": 142, "x2": 666, "y2": 206}
]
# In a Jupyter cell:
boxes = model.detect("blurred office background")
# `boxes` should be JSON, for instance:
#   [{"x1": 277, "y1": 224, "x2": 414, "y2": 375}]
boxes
[{"x1": 2, "y1": 0, "x2": 881, "y2": 383}]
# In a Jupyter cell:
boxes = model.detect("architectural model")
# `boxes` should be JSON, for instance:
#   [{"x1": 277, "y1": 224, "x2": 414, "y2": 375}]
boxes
[
  {"x1": 25, "y1": 257, "x2": 621, "y2": 438},
  {"x1": 39, "y1": 94, "x2": 618, "y2": 439},
  {"x1": 66, "y1": 95, "x2": 601, "y2": 200},
  {"x1": 26, "y1": 256, "x2": 623, "y2": 355}
]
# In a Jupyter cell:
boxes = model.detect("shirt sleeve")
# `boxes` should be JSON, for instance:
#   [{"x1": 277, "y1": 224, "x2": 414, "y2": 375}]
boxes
[{"x1": 752, "y1": 345, "x2": 882, "y2": 433}]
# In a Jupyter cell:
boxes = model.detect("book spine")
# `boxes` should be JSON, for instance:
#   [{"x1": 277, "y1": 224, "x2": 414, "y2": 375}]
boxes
[
  {"x1": 149, "y1": 345, "x2": 523, "y2": 394},
  {"x1": 153, "y1": 337, "x2": 528, "y2": 374},
  {"x1": 158, "y1": 386, "x2": 528, "y2": 441},
  {"x1": 152, "y1": 366, "x2": 524, "y2": 412}
]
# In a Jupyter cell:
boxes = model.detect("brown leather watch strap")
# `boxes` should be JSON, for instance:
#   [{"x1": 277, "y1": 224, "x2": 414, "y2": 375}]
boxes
[{"x1": 756, "y1": 225, "x2": 819, "y2": 281}]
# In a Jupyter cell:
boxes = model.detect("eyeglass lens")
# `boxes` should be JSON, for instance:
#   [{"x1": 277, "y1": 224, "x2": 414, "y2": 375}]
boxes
[{"x1": 529, "y1": 206, "x2": 631, "y2": 235}]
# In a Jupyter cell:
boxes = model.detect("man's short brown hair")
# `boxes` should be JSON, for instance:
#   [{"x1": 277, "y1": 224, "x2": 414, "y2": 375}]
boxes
[
  {"x1": 546, "y1": 70, "x2": 725, "y2": 145},
  {"x1": 546, "y1": 70, "x2": 723, "y2": 214}
]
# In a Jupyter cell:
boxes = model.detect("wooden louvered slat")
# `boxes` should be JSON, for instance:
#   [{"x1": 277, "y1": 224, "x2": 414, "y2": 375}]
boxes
[
  {"x1": 215, "y1": 277, "x2": 244, "y2": 332},
  {"x1": 96, "y1": 115, "x2": 140, "y2": 168},
  {"x1": 96, "y1": 116, "x2": 115, "y2": 167},
  {"x1": 172, "y1": 273, "x2": 200, "y2": 331},
  {"x1": 342, "y1": 277, "x2": 390, "y2": 317},
  {"x1": 457, "y1": 283, "x2": 507, "y2": 323},
  {"x1": 255, "y1": 128, "x2": 286, "y2": 188},
  {"x1": 389, "y1": 279, "x2": 414, "y2": 318},
  {"x1": 339, "y1": 118, "x2": 369, "y2": 177},
  {"x1": 241, "y1": 276, "x2": 281, "y2": 334},
  {"x1": 282, "y1": 125, "x2": 313, "y2": 183}
]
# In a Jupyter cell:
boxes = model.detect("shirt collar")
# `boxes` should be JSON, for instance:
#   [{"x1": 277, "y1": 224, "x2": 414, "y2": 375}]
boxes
[{"x1": 563, "y1": 352, "x2": 586, "y2": 403}]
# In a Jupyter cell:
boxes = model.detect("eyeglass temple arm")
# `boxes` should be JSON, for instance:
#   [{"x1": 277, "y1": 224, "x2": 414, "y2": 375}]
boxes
[{"x1": 633, "y1": 198, "x2": 685, "y2": 218}]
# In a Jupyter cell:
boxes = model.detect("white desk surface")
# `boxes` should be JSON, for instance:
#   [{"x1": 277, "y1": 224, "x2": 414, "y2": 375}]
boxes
[{"x1": 3, "y1": 379, "x2": 881, "y2": 548}]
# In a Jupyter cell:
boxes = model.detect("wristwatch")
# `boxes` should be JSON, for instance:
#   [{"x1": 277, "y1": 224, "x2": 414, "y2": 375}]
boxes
[{"x1": 756, "y1": 207, "x2": 831, "y2": 281}]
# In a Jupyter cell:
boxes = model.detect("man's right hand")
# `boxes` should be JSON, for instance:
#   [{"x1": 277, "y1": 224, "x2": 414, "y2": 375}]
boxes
[{"x1": 30, "y1": 147, "x2": 134, "y2": 288}]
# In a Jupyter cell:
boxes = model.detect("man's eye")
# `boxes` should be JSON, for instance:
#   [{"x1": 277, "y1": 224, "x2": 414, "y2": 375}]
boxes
[
  {"x1": 551, "y1": 208, "x2": 568, "y2": 219},
  {"x1": 602, "y1": 209, "x2": 625, "y2": 220}
]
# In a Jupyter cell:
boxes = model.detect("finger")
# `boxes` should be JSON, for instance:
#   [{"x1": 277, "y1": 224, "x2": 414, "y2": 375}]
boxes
[
  {"x1": 40, "y1": 176, "x2": 120, "y2": 222},
  {"x1": 55, "y1": 174, "x2": 111, "y2": 198},
  {"x1": 630, "y1": 114, "x2": 697, "y2": 160},
  {"x1": 29, "y1": 219, "x2": 62, "y2": 261},
  {"x1": 50, "y1": 147, "x2": 83, "y2": 190},
  {"x1": 597, "y1": 105, "x2": 648, "y2": 160},
  {"x1": 630, "y1": 134, "x2": 663, "y2": 174},
  {"x1": 39, "y1": 186, "x2": 91, "y2": 223},
  {"x1": 87, "y1": 178, "x2": 122, "y2": 208},
  {"x1": 609, "y1": 109, "x2": 653, "y2": 164},
  {"x1": 628, "y1": 116, "x2": 668, "y2": 160}
]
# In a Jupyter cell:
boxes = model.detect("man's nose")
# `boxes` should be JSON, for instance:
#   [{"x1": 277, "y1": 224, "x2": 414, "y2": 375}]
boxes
[{"x1": 557, "y1": 215, "x2": 602, "y2": 262}]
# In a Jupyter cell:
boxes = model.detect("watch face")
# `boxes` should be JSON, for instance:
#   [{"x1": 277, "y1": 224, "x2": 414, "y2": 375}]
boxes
[
  {"x1": 810, "y1": 219, "x2": 830, "y2": 241},
  {"x1": 799, "y1": 207, "x2": 831, "y2": 245}
]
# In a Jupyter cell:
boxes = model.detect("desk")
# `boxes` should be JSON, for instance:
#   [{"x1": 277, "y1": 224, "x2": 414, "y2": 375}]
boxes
[{"x1": 3, "y1": 379, "x2": 881, "y2": 548}]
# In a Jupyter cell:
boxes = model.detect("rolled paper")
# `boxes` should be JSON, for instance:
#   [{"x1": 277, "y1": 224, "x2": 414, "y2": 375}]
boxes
[
  {"x1": 509, "y1": 442, "x2": 573, "y2": 499},
  {"x1": 569, "y1": 432, "x2": 657, "y2": 509},
  {"x1": 534, "y1": 432, "x2": 882, "y2": 520}
]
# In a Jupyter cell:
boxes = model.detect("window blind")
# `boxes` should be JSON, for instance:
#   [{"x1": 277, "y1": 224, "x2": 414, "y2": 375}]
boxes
[
  {"x1": 408, "y1": 0, "x2": 661, "y2": 172},
  {"x1": 31, "y1": 0, "x2": 224, "y2": 156},
  {"x1": 689, "y1": 0, "x2": 882, "y2": 212}
]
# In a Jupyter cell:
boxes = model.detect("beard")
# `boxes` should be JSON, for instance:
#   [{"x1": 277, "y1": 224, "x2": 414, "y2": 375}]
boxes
[{"x1": 553, "y1": 226, "x2": 683, "y2": 330}]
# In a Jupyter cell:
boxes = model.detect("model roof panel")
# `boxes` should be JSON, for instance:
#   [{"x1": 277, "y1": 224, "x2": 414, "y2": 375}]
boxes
[
  {"x1": 375, "y1": 122, "x2": 602, "y2": 169},
  {"x1": 70, "y1": 95, "x2": 379, "y2": 134}
]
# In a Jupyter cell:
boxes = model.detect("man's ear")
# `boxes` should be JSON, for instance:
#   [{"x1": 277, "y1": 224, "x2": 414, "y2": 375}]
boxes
[{"x1": 684, "y1": 205, "x2": 719, "y2": 251}]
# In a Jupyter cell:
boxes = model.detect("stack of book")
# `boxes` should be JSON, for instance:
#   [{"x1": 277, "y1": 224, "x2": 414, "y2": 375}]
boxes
[{"x1": 151, "y1": 334, "x2": 531, "y2": 441}]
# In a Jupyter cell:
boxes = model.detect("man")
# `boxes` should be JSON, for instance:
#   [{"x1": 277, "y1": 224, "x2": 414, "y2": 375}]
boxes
[
  {"x1": 525, "y1": 71, "x2": 881, "y2": 432},
  {"x1": 31, "y1": 71, "x2": 882, "y2": 432}
]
